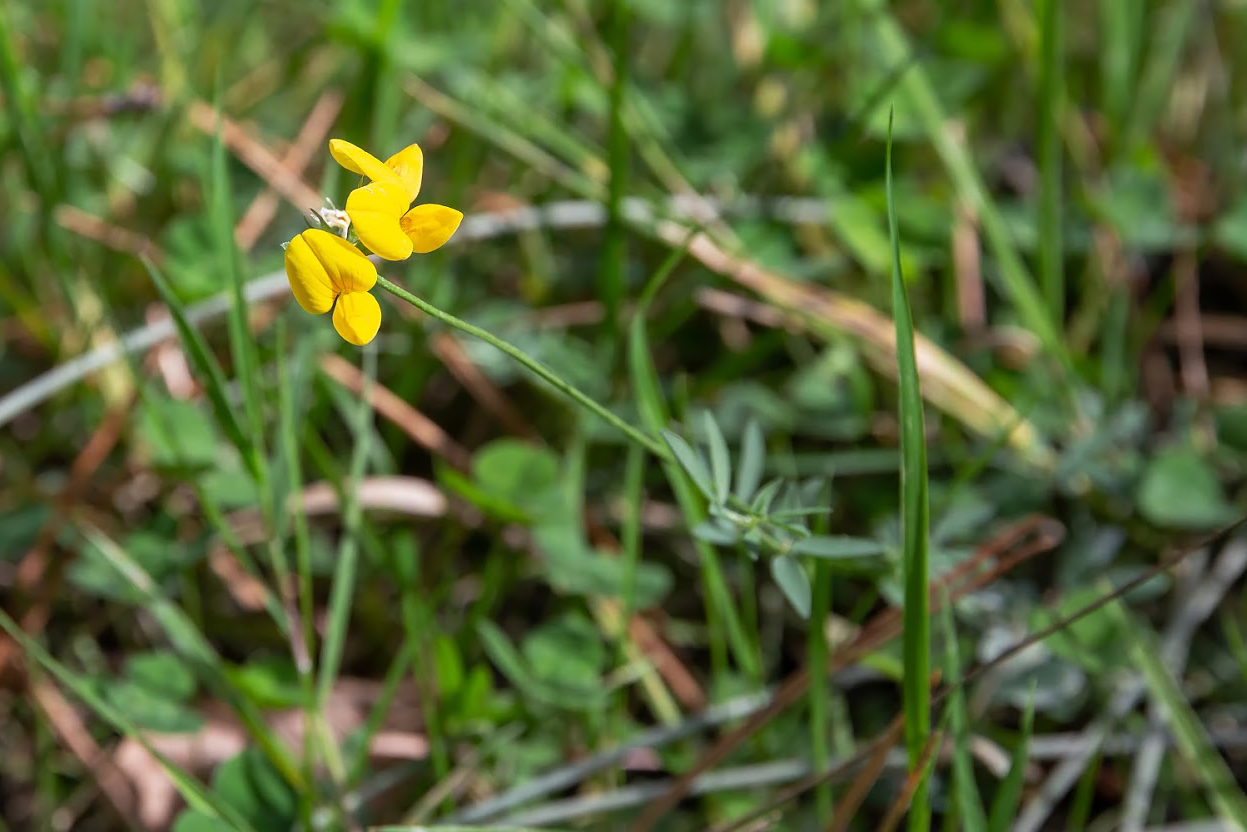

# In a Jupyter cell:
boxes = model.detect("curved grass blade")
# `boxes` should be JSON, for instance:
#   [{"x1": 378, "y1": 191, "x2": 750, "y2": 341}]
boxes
[{"x1": 886, "y1": 108, "x2": 931, "y2": 832}]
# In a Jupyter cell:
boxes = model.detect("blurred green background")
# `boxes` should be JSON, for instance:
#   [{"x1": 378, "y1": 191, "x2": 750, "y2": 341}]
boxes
[{"x1": 3, "y1": 0, "x2": 1247, "y2": 830}]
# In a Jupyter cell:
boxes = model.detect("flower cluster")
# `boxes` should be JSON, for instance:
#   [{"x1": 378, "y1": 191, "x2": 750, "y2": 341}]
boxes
[{"x1": 283, "y1": 140, "x2": 463, "y2": 345}]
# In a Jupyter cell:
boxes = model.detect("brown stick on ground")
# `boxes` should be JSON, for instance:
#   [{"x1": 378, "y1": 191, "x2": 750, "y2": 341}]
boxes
[{"x1": 319, "y1": 353, "x2": 473, "y2": 471}]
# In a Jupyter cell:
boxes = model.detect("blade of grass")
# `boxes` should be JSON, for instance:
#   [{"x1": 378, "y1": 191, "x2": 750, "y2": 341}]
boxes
[
  {"x1": 275, "y1": 322, "x2": 319, "y2": 669},
  {"x1": 274, "y1": 319, "x2": 319, "y2": 824},
  {"x1": 1099, "y1": 0, "x2": 1143, "y2": 132},
  {"x1": 207, "y1": 104, "x2": 266, "y2": 479},
  {"x1": 987, "y1": 689, "x2": 1035, "y2": 831},
  {"x1": 858, "y1": 0, "x2": 1070, "y2": 376},
  {"x1": 1037, "y1": 0, "x2": 1064, "y2": 325},
  {"x1": 886, "y1": 109, "x2": 931, "y2": 832},
  {"x1": 0, "y1": 608, "x2": 259, "y2": 832},
  {"x1": 1107, "y1": 595, "x2": 1247, "y2": 828},
  {"x1": 808, "y1": 531, "x2": 833, "y2": 823},
  {"x1": 142, "y1": 257, "x2": 259, "y2": 480},
  {"x1": 366, "y1": 0, "x2": 404, "y2": 152},
  {"x1": 346, "y1": 638, "x2": 415, "y2": 784},
  {"x1": 939, "y1": 595, "x2": 987, "y2": 832},
  {"x1": 1124, "y1": 0, "x2": 1198, "y2": 150},
  {"x1": 315, "y1": 344, "x2": 377, "y2": 784}
]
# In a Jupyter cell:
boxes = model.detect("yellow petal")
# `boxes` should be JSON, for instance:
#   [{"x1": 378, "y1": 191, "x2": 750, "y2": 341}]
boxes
[
  {"x1": 284, "y1": 229, "x2": 375, "y2": 314},
  {"x1": 346, "y1": 181, "x2": 414, "y2": 260},
  {"x1": 400, "y1": 203, "x2": 464, "y2": 254},
  {"x1": 384, "y1": 144, "x2": 424, "y2": 202},
  {"x1": 329, "y1": 139, "x2": 399, "y2": 185},
  {"x1": 332, "y1": 291, "x2": 382, "y2": 346}
]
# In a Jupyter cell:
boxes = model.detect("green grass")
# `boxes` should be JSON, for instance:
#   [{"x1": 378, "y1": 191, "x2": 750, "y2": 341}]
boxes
[{"x1": 3, "y1": 1, "x2": 1247, "y2": 830}]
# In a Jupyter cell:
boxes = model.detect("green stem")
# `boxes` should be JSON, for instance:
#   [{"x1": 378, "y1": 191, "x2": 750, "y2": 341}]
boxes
[{"x1": 376, "y1": 275, "x2": 666, "y2": 458}]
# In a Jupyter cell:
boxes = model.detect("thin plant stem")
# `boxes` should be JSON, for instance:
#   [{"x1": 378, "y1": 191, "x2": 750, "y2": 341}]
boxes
[{"x1": 376, "y1": 275, "x2": 666, "y2": 459}]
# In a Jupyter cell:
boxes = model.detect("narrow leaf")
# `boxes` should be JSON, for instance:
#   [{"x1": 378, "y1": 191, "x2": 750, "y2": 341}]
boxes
[
  {"x1": 703, "y1": 411, "x2": 731, "y2": 504},
  {"x1": 792, "y1": 535, "x2": 887, "y2": 559},
  {"x1": 771, "y1": 554, "x2": 811, "y2": 619},
  {"x1": 734, "y1": 419, "x2": 766, "y2": 501},
  {"x1": 988, "y1": 688, "x2": 1035, "y2": 832},
  {"x1": 661, "y1": 429, "x2": 715, "y2": 502},
  {"x1": 887, "y1": 108, "x2": 932, "y2": 832},
  {"x1": 143, "y1": 258, "x2": 259, "y2": 480},
  {"x1": 941, "y1": 599, "x2": 988, "y2": 832}
]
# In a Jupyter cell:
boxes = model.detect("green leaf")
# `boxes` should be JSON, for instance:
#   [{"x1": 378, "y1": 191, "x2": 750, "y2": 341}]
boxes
[
  {"x1": 476, "y1": 619, "x2": 607, "y2": 712},
  {"x1": 69, "y1": 531, "x2": 203, "y2": 604},
  {"x1": 522, "y1": 612, "x2": 607, "y2": 690},
  {"x1": 750, "y1": 478, "x2": 784, "y2": 515},
  {"x1": 734, "y1": 419, "x2": 766, "y2": 501},
  {"x1": 472, "y1": 439, "x2": 568, "y2": 520},
  {"x1": 0, "y1": 504, "x2": 51, "y2": 561},
  {"x1": 171, "y1": 810, "x2": 223, "y2": 832},
  {"x1": 210, "y1": 747, "x2": 297, "y2": 830},
  {"x1": 703, "y1": 411, "x2": 731, "y2": 504},
  {"x1": 533, "y1": 523, "x2": 672, "y2": 607},
  {"x1": 693, "y1": 518, "x2": 740, "y2": 546},
  {"x1": 97, "y1": 679, "x2": 204, "y2": 733},
  {"x1": 200, "y1": 467, "x2": 261, "y2": 510},
  {"x1": 661, "y1": 429, "x2": 715, "y2": 502},
  {"x1": 791, "y1": 535, "x2": 887, "y2": 559},
  {"x1": 226, "y1": 657, "x2": 304, "y2": 709},
  {"x1": 137, "y1": 395, "x2": 219, "y2": 470},
  {"x1": 771, "y1": 554, "x2": 811, "y2": 618},
  {"x1": 1213, "y1": 197, "x2": 1247, "y2": 262},
  {"x1": 125, "y1": 650, "x2": 197, "y2": 701},
  {"x1": 887, "y1": 106, "x2": 932, "y2": 832},
  {"x1": 1136, "y1": 446, "x2": 1236, "y2": 530}
]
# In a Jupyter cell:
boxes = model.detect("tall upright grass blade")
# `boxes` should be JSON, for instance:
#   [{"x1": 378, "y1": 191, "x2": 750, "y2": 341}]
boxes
[
  {"x1": 988, "y1": 689, "x2": 1035, "y2": 832},
  {"x1": 886, "y1": 109, "x2": 931, "y2": 832},
  {"x1": 315, "y1": 345, "x2": 377, "y2": 781},
  {"x1": 1098, "y1": 0, "x2": 1143, "y2": 133},
  {"x1": 940, "y1": 597, "x2": 987, "y2": 832},
  {"x1": 858, "y1": 0, "x2": 1070, "y2": 376},
  {"x1": 808, "y1": 477, "x2": 834, "y2": 825},
  {"x1": 206, "y1": 105, "x2": 266, "y2": 483},
  {"x1": 143, "y1": 258, "x2": 260, "y2": 481},
  {"x1": 1125, "y1": 0, "x2": 1197, "y2": 150},
  {"x1": 1038, "y1": 0, "x2": 1064, "y2": 326}
]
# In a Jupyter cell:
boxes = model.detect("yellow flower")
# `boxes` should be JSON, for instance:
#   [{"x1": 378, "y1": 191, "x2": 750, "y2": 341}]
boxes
[
  {"x1": 329, "y1": 139, "x2": 464, "y2": 261},
  {"x1": 284, "y1": 228, "x2": 382, "y2": 346}
]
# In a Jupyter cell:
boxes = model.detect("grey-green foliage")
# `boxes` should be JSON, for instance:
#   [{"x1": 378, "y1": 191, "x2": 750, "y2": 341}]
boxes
[{"x1": 662, "y1": 413, "x2": 885, "y2": 618}]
